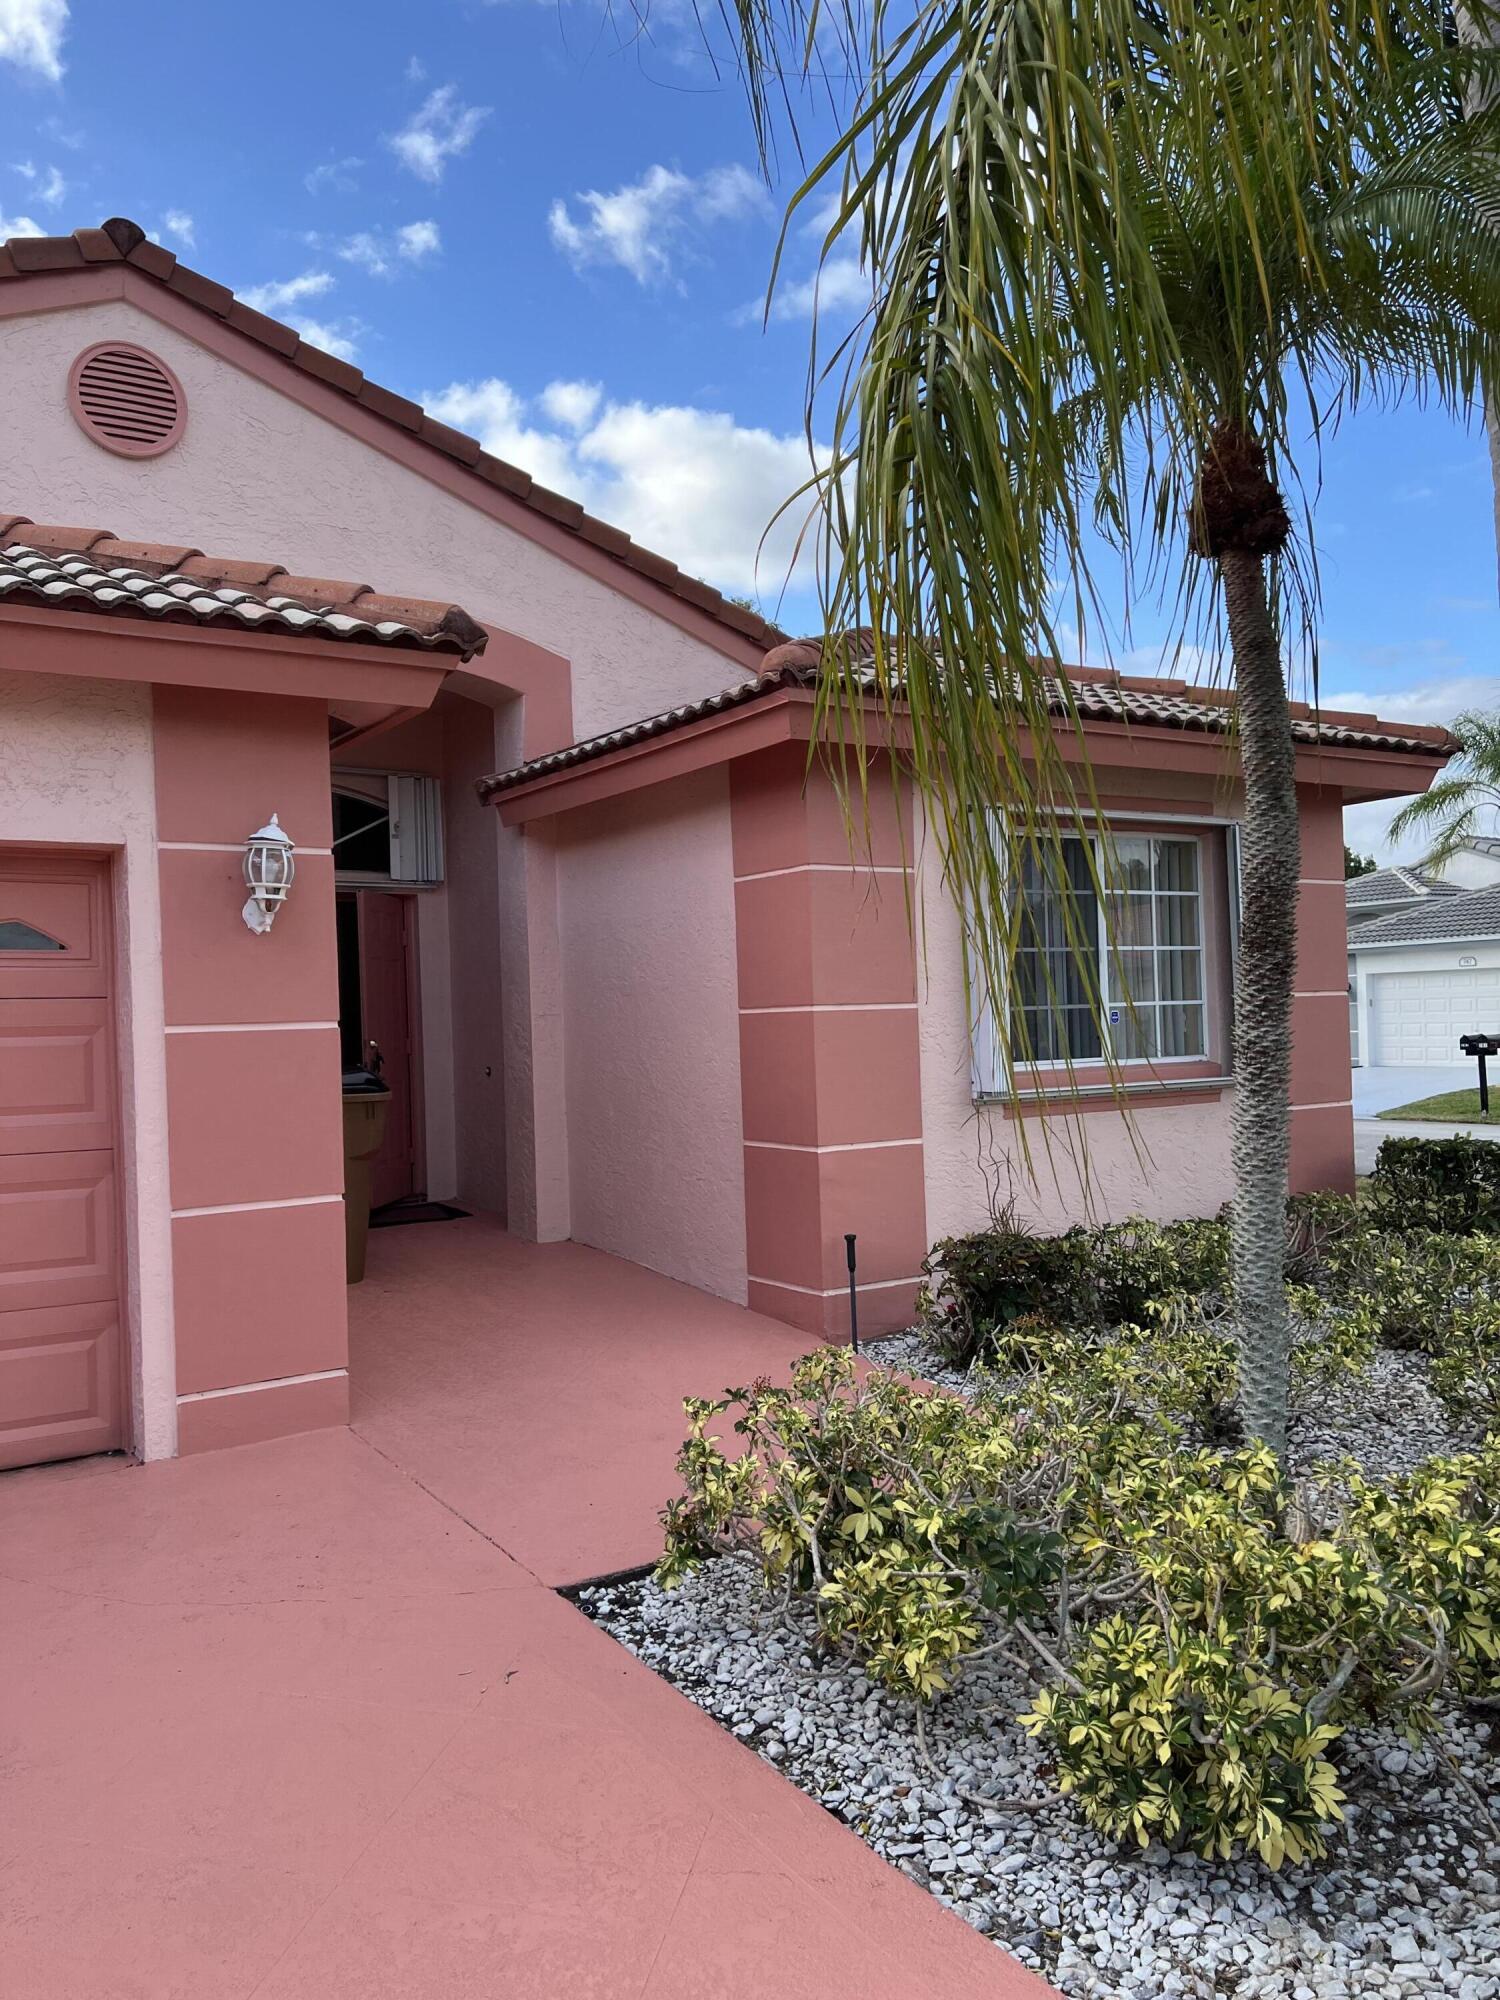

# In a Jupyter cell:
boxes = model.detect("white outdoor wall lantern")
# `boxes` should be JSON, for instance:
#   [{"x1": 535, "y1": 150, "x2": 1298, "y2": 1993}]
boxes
[{"x1": 242, "y1": 814, "x2": 296, "y2": 935}]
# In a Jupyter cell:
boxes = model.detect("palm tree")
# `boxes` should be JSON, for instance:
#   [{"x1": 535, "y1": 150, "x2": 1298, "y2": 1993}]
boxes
[
  {"x1": 1456, "y1": 5, "x2": 1500, "y2": 598},
  {"x1": 1388, "y1": 709, "x2": 1500, "y2": 867},
  {"x1": 729, "y1": 0, "x2": 1500, "y2": 1456}
]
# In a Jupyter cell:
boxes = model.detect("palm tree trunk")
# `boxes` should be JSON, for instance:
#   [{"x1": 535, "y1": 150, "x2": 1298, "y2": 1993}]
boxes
[{"x1": 1220, "y1": 548, "x2": 1300, "y2": 1460}]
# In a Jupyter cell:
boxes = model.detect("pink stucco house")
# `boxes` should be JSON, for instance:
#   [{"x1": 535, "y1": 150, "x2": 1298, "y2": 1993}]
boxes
[{"x1": 0, "y1": 217, "x2": 1453, "y2": 1473}]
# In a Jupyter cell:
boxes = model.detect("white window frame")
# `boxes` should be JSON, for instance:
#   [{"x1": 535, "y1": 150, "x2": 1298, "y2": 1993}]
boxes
[
  {"x1": 332, "y1": 770, "x2": 445, "y2": 888},
  {"x1": 971, "y1": 812, "x2": 1239, "y2": 1101}
]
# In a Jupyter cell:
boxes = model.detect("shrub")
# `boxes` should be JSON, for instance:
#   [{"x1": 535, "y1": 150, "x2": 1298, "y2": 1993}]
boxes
[
  {"x1": 1306, "y1": 1228, "x2": 1500, "y2": 1417},
  {"x1": 1342, "y1": 1438, "x2": 1500, "y2": 1699},
  {"x1": 920, "y1": 1212, "x2": 1229, "y2": 1370},
  {"x1": 919, "y1": 1216, "x2": 1093, "y2": 1368},
  {"x1": 1023, "y1": 1620, "x2": 1346, "y2": 1867},
  {"x1": 1091, "y1": 1216, "x2": 1231, "y2": 1322},
  {"x1": 1369, "y1": 1135, "x2": 1500, "y2": 1237},
  {"x1": 1283, "y1": 1191, "x2": 1366, "y2": 1281},
  {"x1": 1431, "y1": 1308, "x2": 1500, "y2": 1431},
  {"x1": 658, "y1": 1347, "x2": 1500, "y2": 1865}
]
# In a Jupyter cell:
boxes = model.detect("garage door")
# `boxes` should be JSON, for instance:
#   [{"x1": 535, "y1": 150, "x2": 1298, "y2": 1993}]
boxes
[
  {"x1": 0, "y1": 852, "x2": 125, "y2": 1469},
  {"x1": 1370, "y1": 967, "x2": 1500, "y2": 1067}
]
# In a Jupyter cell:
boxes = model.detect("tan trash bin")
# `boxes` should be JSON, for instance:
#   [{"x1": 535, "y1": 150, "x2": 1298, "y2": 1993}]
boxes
[{"x1": 342, "y1": 1069, "x2": 391, "y2": 1284}]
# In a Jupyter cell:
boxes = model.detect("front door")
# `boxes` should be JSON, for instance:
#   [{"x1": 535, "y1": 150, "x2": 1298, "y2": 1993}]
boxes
[
  {"x1": 355, "y1": 892, "x2": 418, "y2": 1210},
  {"x1": 0, "y1": 851, "x2": 125, "y2": 1469}
]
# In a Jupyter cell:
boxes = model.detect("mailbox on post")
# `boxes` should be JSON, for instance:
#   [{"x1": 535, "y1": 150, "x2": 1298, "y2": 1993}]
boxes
[{"x1": 1460, "y1": 1033, "x2": 1499, "y2": 1115}]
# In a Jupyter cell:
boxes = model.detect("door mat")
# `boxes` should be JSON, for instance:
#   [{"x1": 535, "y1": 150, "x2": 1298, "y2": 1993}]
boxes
[{"x1": 368, "y1": 1201, "x2": 471, "y2": 1228}]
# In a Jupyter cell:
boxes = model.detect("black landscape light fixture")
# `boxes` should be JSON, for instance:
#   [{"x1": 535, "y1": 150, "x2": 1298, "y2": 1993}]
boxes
[
  {"x1": 845, "y1": 1233, "x2": 860, "y2": 1354},
  {"x1": 1460, "y1": 1033, "x2": 1499, "y2": 1116}
]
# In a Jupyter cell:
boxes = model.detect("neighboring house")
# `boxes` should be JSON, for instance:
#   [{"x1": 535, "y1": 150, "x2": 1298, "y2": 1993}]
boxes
[
  {"x1": 1348, "y1": 847, "x2": 1500, "y2": 1068},
  {"x1": 1346, "y1": 864, "x2": 1466, "y2": 931},
  {"x1": 0, "y1": 217, "x2": 1453, "y2": 1474},
  {"x1": 1345, "y1": 864, "x2": 1466, "y2": 1063},
  {"x1": 1440, "y1": 834, "x2": 1500, "y2": 892}
]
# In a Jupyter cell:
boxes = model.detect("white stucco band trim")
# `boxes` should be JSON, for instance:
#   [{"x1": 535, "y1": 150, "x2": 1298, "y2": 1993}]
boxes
[
  {"x1": 177, "y1": 1366, "x2": 347, "y2": 1403},
  {"x1": 171, "y1": 1193, "x2": 343, "y2": 1218},
  {"x1": 749, "y1": 1274, "x2": 925, "y2": 1298},
  {"x1": 164, "y1": 1021, "x2": 339, "y2": 1034}
]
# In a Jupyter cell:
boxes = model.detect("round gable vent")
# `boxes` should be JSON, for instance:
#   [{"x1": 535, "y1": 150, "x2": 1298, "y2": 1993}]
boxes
[{"x1": 68, "y1": 342, "x2": 186, "y2": 458}]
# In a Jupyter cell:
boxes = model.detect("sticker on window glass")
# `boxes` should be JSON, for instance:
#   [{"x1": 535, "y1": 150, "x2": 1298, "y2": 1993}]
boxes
[{"x1": 1108, "y1": 1008, "x2": 1121, "y2": 1024}]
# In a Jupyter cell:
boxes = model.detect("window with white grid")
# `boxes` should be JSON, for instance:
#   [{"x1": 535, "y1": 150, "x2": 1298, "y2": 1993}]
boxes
[{"x1": 1008, "y1": 833, "x2": 1207, "y2": 1066}]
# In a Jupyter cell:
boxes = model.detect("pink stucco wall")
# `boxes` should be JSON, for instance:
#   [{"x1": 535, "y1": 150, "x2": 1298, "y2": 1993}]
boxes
[
  {"x1": 153, "y1": 684, "x2": 349, "y2": 1454},
  {"x1": 0, "y1": 294, "x2": 761, "y2": 1243},
  {"x1": 0, "y1": 299, "x2": 753, "y2": 735},
  {"x1": 917, "y1": 786, "x2": 1242, "y2": 1243},
  {"x1": 555, "y1": 769, "x2": 747, "y2": 1302}
]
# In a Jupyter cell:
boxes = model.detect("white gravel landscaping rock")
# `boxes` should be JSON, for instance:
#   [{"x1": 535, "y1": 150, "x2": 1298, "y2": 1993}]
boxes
[
  {"x1": 868, "y1": 1330, "x2": 1480, "y2": 1481},
  {"x1": 580, "y1": 1345, "x2": 1500, "y2": 1999},
  {"x1": 583, "y1": 1555, "x2": 1500, "y2": 1998}
]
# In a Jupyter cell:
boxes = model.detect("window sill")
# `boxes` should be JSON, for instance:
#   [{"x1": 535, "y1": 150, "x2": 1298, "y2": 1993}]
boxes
[{"x1": 977, "y1": 1073, "x2": 1233, "y2": 1117}]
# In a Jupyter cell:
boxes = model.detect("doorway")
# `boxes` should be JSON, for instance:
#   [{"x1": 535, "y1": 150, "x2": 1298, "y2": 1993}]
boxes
[
  {"x1": 336, "y1": 890, "x2": 422, "y2": 1211},
  {"x1": 0, "y1": 849, "x2": 126, "y2": 1468}
]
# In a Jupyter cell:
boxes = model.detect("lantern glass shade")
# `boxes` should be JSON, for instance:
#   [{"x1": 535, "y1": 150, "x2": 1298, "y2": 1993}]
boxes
[{"x1": 242, "y1": 815, "x2": 296, "y2": 933}]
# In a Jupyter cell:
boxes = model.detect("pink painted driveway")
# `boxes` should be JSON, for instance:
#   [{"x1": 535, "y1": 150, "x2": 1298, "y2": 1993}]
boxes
[{"x1": 1, "y1": 1222, "x2": 1053, "y2": 1998}]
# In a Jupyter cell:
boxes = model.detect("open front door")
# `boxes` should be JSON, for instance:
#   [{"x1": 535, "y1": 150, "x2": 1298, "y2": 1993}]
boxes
[{"x1": 355, "y1": 891, "x2": 419, "y2": 1210}]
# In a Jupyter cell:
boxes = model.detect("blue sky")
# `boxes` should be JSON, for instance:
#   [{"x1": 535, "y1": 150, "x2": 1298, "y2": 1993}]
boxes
[{"x1": 2, "y1": 0, "x2": 1496, "y2": 856}]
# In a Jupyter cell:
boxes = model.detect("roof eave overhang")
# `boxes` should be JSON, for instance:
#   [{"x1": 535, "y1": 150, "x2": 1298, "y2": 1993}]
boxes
[
  {"x1": 0, "y1": 598, "x2": 454, "y2": 710},
  {"x1": 486, "y1": 690, "x2": 1455, "y2": 826}
]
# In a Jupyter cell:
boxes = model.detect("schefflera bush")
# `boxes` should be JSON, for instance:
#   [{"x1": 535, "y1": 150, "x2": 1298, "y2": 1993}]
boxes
[{"x1": 658, "y1": 1346, "x2": 1500, "y2": 1870}]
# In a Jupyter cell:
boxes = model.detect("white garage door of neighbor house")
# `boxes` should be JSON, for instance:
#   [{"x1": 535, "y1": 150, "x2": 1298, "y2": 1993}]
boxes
[{"x1": 1370, "y1": 968, "x2": 1500, "y2": 1066}]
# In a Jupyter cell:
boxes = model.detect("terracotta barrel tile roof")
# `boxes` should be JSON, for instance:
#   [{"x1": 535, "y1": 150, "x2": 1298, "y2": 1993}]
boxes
[
  {"x1": 0, "y1": 516, "x2": 487, "y2": 660},
  {"x1": 0, "y1": 216, "x2": 783, "y2": 655},
  {"x1": 476, "y1": 649, "x2": 1457, "y2": 800}
]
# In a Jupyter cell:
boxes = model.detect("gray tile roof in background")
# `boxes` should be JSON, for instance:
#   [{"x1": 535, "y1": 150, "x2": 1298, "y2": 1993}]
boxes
[
  {"x1": 1346, "y1": 864, "x2": 1464, "y2": 909},
  {"x1": 1349, "y1": 882, "x2": 1500, "y2": 947}
]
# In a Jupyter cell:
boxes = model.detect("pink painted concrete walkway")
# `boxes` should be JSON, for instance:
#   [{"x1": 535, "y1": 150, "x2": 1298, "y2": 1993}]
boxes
[
  {"x1": 1, "y1": 1221, "x2": 1052, "y2": 1998},
  {"x1": 347, "y1": 1215, "x2": 826, "y2": 1586}
]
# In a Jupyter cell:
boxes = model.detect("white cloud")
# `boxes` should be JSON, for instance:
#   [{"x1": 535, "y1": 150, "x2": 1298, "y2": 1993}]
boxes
[
  {"x1": 162, "y1": 208, "x2": 194, "y2": 246},
  {"x1": 1343, "y1": 795, "x2": 1427, "y2": 868},
  {"x1": 389, "y1": 86, "x2": 489, "y2": 184},
  {"x1": 418, "y1": 379, "x2": 581, "y2": 495},
  {"x1": 540, "y1": 378, "x2": 602, "y2": 429},
  {"x1": 239, "y1": 269, "x2": 335, "y2": 314},
  {"x1": 14, "y1": 159, "x2": 65, "y2": 204},
  {"x1": 305, "y1": 156, "x2": 363, "y2": 196},
  {"x1": 1322, "y1": 675, "x2": 1500, "y2": 727},
  {"x1": 290, "y1": 317, "x2": 362, "y2": 364},
  {"x1": 0, "y1": 0, "x2": 67, "y2": 80},
  {"x1": 765, "y1": 253, "x2": 870, "y2": 323},
  {"x1": 396, "y1": 218, "x2": 440, "y2": 262},
  {"x1": 423, "y1": 374, "x2": 823, "y2": 596},
  {"x1": 338, "y1": 231, "x2": 393, "y2": 277},
  {"x1": 336, "y1": 221, "x2": 440, "y2": 278},
  {"x1": 549, "y1": 162, "x2": 766, "y2": 287},
  {"x1": 0, "y1": 208, "x2": 43, "y2": 237},
  {"x1": 1332, "y1": 673, "x2": 1500, "y2": 863}
]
